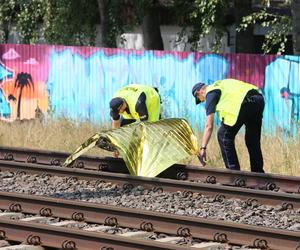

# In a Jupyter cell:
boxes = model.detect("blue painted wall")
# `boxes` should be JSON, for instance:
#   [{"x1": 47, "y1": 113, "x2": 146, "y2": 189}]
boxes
[{"x1": 1, "y1": 44, "x2": 299, "y2": 136}]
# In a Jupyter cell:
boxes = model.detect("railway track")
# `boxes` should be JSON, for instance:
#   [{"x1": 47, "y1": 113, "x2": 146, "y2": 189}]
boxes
[
  {"x1": 0, "y1": 219, "x2": 191, "y2": 250},
  {"x1": 0, "y1": 191, "x2": 298, "y2": 250},
  {"x1": 0, "y1": 146, "x2": 299, "y2": 194},
  {"x1": 0, "y1": 146, "x2": 299, "y2": 249},
  {"x1": 0, "y1": 159, "x2": 299, "y2": 209}
]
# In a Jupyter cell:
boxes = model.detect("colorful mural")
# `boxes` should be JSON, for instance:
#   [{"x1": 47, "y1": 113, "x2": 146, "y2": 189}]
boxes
[{"x1": 0, "y1": 43, "x2": 298, "y2": 135}]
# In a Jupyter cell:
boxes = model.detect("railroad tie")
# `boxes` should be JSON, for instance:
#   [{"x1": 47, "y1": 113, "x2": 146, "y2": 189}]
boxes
[
  {"x1": 119, "y1": 231, "x2": 152, "y2": 238},
  {"x1": 0, "y1": 212, "x2": 24, "y2": 220},
  {"x1": 20, "y1": 216, "x2": 53, "y2": 223},
  {"x1": 155, "y1": 236, "x2": 183, "y2": 243},
  {"x1": 0, "y1": 245, "x2": 45, "y2": 250},
  {"x1": 83, "y1": 225, "x2": 115, "y2": 232},
  {"x1": 50, "y1": 220, "x2": 85, "y2": 227},
  {"x1": 0, "y1": 240, "x2": 10, "y2": 248},
  {"x1": 191, "y1": 242, "x2": 223, "y2": 249}
]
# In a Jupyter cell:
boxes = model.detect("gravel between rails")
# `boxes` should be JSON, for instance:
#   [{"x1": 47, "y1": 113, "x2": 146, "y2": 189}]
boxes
[{"x1": 0, "y1": 171, "x2": 299, "y2": 232}]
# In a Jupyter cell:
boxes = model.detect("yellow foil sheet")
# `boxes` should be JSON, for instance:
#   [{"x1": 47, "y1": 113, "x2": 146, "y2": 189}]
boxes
[{"x1": 63, "y1": 118, "x2": 199, "y2": 177}]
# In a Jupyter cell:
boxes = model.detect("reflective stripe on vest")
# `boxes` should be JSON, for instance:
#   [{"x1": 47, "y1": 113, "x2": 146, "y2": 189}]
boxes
[
  {"x1": 206, "y1": 79, "x2": 258, "y2": 126},
  {"x1": 113, "y1": 84, "x2": 160, "y2": 121}
]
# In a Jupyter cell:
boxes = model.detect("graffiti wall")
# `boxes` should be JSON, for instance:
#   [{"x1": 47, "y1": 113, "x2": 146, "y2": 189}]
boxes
[{"x1": 0, "y1": 44, "x2": 298, "y2": 134}]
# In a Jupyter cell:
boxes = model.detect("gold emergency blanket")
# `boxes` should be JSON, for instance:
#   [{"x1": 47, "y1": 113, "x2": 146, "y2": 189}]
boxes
[{"x1": 63, "y1": 118, "x2": 199, "y2": 177}]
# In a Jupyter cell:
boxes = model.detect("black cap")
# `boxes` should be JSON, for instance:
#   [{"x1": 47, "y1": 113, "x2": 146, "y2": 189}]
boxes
[
  {"x1": 109, "y1": 97, "x2": 124, "y2": 119},
  {"x1": 192, "y1": 82, "x2": 205, "y2": 105}
]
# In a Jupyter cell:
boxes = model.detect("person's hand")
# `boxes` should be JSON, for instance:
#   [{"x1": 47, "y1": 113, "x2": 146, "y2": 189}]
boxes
[
  {"x1": 197, "y1": 148, "x2": 207, "y2": 166},
  {"x1": 113, "y1": 150, "x2": 119, "y2": 158}
]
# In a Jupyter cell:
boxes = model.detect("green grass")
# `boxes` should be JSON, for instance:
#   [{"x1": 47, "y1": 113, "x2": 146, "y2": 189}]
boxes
[{"x1": 0, "y1": 118, "x2": 299, "y2": 176}]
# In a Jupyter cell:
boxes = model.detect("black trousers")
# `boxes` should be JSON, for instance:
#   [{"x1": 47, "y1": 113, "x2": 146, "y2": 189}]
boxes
[{"x1": 217, "y1": 94, "x2": 265, "y2": 173}]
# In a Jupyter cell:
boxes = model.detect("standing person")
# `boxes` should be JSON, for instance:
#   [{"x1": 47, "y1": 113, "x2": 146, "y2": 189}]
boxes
[
  {"x1": 192, "y1": 79, "x2": 265, "y2": 173},
  {"x1": 109, "y1": 84, "x2": 161, "y2": 129}
]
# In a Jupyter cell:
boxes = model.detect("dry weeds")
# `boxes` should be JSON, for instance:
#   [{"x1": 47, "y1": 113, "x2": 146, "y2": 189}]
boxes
[{"x1": 0, "y1": 118, "x2": 299, "y2": 176}]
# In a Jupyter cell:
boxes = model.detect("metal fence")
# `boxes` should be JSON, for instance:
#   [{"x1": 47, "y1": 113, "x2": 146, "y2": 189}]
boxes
[{"x1": 0, "y1": 43, "x2": 299, "y2": 135}]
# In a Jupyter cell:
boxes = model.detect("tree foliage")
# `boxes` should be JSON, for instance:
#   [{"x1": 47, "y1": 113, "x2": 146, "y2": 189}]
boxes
[
  {"x1": 173, "y1": 0, "x2": 231, "y2": 52},
  {"x1": 0, "y1": 0, "x2": 100, "y2": 45},
  {"x1": 132, "y1": 0, "x2": 164, "y2": 50},
  {"x1": 237, "y1": 2, "x2": 292, "y2": 54},
  {"x1": 0, "y1": 0, "x2": 298, "y2": 54},
  {"x1": 291, "y1": 0, "x2": 300, "y2": 55},
  {"x1": 16, "y1": 0, "x2": 45, "y2": 44},
  {"x1": 0, "y1": 0, "x2": 147, "y2": 48},
  {"x1": 43, "y1": 0, "x2": 99, "y2": 46},
  {"x1": 0, "y1": 0, "x2": 20, "y2": 42},
  {"x1": 97, "y1": 0, "x2": 126, "y2": 47}
]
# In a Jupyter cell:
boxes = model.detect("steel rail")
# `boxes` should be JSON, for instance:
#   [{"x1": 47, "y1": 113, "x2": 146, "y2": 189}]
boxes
[
  {"x1": 0, "y1": 146, "x2": 299, "y2": 193},
  {"x1": 0, "y1": 191, "x2": 299, "y2": 250},
  {"x1": 0, "y1": 160, "x2": 299, "y2": 209},
  {"x1": 0, "y1": 218, "x2": 191, "y2": 250}
]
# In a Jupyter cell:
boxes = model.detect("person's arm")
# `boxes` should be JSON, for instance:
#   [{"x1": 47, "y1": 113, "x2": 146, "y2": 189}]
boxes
[
  {"x1": 201, "y1": 113, "x2": 214, "y2": 148},
  {"x1": 198, "y1": 113, "x2": 214, "y2": 166},
  {"x1": 110, "y1": 108, "x2": 121, "y2": 129},
  {"x1": 197, "y1": 90, "x2": 220, "y2": 166},
  {"x1": 135, "y1": 92, "x2": 148, "y2": 121},
  {"x1": 112, "y1": 119, "x2": 121, "y2": 129},
  {"x1": 202, "y1": 90, "x2": 220, "y2": 148}
]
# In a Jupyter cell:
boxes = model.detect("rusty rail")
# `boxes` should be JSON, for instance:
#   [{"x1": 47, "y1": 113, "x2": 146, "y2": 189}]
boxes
[
  {"x1": 0, "y1": 219, "x2": 192, "y2": 250},
  {"x1": 0, "y1": 146, "x2": 299, "y2": 193},
  {"x1": 0, "y1": 160, "x2": 299, "y2": 210},
  {"x1": 0, "y1": 191, "x2": 299, "y2": 250}
]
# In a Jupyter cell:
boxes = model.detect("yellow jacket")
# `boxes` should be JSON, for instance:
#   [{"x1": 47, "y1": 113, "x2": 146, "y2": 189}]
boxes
[
  {"x1": 207, "y1": 79, "x2": 259, "y2": 126},
  {"x1": 113, "y1": 84, "x2": 160, "y2": 121}
]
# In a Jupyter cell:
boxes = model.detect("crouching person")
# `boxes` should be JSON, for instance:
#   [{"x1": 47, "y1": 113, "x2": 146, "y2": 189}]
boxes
[{"x1": 109, "y1": 84, "x2": 161, "y2": 128}]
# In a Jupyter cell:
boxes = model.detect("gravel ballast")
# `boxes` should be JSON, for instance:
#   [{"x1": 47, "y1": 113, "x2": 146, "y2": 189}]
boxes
[{"x1": 0, "y1": 171, "x2": 299, "y2": 232}]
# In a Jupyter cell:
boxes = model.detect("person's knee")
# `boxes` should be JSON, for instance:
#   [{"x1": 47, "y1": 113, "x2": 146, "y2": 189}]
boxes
[{"x1": 217, "y1": 127, "x2": 233, "y2": 146}]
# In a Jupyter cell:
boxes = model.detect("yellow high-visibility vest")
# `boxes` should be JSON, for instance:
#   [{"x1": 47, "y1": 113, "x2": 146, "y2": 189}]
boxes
[
  {"x1": 206, "y1": 79, "x2": 259, "y2": 126},
  {"x1": 113, "y1": 84, "x2": 160, "y2": 121}
]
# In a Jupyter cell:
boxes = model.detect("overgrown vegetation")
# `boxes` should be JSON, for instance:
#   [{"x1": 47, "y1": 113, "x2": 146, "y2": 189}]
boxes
[
  {"x1": 173, "y1": 0, "x2": 231, "y2": 52},
  {"x1": 1, "y1": 0, "x2": 299, "y2": 54},
  {"x1": 0, "y1": 118, "x2": 299, "y2": 176},
  {"x1": 237, "y1": 8, "x2": 292, "y2": 54},
  {"x1": 0, "y1": 118, "x2": 105, "y2": 156}
]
